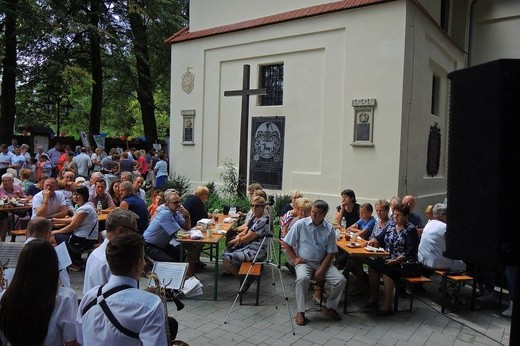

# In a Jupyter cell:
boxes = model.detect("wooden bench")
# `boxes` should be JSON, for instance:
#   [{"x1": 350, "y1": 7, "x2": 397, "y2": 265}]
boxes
[
  {"x1": 394, "y1": 276, "x2": 431, "y2": 312},
  {"x1": 9, "y1": 229, "x2": 26, "y2": 242},
  {"x1": 434, "y1": 270, "x2": 476, "y2": 313},
  {"x1": 238, "y1": 262, "x2": 263, "y2": 306}
]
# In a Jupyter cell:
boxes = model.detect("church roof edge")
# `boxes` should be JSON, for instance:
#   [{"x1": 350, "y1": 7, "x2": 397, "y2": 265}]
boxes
[{"x1": 164, "y1": 0, "x2": 395, "y2": 44}]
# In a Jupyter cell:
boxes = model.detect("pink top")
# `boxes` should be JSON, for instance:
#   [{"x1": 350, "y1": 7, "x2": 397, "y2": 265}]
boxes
[
  {"x1": 0, "y1": 184, "x2": 26, "y2": 199},
  {"x1": 137, "y1": 156, "x2": 148, "y2": 175}
]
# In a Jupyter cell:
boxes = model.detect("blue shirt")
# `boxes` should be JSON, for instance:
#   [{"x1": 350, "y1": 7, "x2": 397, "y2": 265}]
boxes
[
  {"x1": 143, "y1": 205, "x2": 185, "y2": 248},
  {"x1": 284, "y1": 217, "x2": 337, "y2": 263},
  {"x1": 155, "y1": 160, "x2": 168, "y2": 178},
  {"x1": 123, "y1": 194, "x2": 149, "y2": 234},
  {"x1": 355, "y1": 216, "x2": 376, "y2": 239},
  {"x1": 408, "y1": 211, "x2": 424, "y2": 228}
]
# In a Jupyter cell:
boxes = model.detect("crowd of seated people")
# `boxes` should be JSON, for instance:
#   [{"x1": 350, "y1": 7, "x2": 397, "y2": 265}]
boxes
[{"x1": 0, "y1": 139, "x2": 515, "y2": 333}]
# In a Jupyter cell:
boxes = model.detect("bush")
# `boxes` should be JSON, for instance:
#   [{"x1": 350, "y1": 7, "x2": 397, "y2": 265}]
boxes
[
  {"x1": 273, "y1": 193, "x2": 291, "y2": 216},
  {"x1": 162, "y1": 173, "x2": 191, "y2": 198},
  {"x1": 217, "y1": 158, "x2": 244, "y2": 198}
]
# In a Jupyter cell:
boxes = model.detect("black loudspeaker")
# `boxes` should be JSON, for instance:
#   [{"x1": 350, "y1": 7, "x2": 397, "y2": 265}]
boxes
[{"x1": 446, "y1": 59, "x2": 520, "y2": 267}]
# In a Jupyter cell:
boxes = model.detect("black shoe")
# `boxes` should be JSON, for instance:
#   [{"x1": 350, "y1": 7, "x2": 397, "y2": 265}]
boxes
[{"x1": 285, "y1": 262, "x2": 295, "y2": 274}]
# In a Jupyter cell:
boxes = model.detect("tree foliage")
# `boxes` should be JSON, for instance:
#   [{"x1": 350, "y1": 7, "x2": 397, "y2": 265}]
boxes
[{"x1": 0, "y1": 0, "x2": 188, "y2": 145}]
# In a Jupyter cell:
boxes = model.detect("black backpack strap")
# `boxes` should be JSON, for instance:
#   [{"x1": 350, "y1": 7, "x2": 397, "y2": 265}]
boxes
[{"x1": 82, "y1": 284, "x2": 139, "y2": 339}]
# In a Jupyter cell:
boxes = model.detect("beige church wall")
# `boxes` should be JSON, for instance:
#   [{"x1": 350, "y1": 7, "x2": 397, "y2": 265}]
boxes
[
  {"x1": 336, "y1": 2, "x2": 407, "y2": 205},
  {"x1": 190, "y1": 0, "x2": 339, "y2": 31},
  {"x1": 470, "y1": 0, "x2": 520, "y2": 65},
  {"x1": 399, "y1": 1, "x2": 464, "y2": 212},
  {"x1": 170, "y1": 1, "x2": 409, "y2": 209}
]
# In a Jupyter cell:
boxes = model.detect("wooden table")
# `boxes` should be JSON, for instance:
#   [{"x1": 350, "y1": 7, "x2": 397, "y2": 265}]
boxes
[
  {"x1": 0, "y1": 204, "x2": 32, "y2": 241},
  {"x1": 53, "y1": 212, "x2": 110, "y2": 231},
  {"x1": 97, "y1": 212, "x2": 109, "y2": 223},
  {"x1": 177, "y1": 214, "x2": 238, "y2": 301},
  {"x1": 336, "y1": 238, "x2": 389, "y2": 313}
]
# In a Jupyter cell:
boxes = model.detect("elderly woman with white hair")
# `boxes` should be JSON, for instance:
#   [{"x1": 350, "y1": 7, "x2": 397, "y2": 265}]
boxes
[
  {"x1": 0, "y1": 172, "x2": 29, "y2": 241},
  {"x1": 418, "y1": 203, "x2": 466, "y2": 271}
]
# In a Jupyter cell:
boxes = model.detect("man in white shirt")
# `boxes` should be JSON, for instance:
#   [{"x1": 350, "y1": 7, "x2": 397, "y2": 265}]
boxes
[
  {"x1": 26, "y1": 217, "x2": 72, "y2": 287},
  {"x1": 31, "y1": 178, "x2": 68, "y2": 219},
  {"x1": 418, "y1": 203, "x2": 466, "y2": 271},
  {"x1": 284, "y1": 200, "x2": 346, "y2": 326},
  {"x1": 73, "y1": 147, "x2": 92, "y2": 179},
  {"x1": 83, "y1": 209, "x2": 138, "y2": 293},
  {"x1": 3, "y1": 217, "x2": 72, "y2": 289},
  {"x1": 77, "y1": 232, "x2": 176, "y2": 345}
]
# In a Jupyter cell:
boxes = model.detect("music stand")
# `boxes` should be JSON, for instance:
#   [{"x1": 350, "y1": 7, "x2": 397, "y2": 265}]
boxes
[{"x1": 224, "y1": 234, "x2": 295, "y2": 335}]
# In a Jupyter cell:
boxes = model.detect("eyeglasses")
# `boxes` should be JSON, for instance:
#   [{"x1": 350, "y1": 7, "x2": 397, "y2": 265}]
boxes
[
  {"x1": 168, "y1": 200, "x2": 181, "y2": 205},
  {"x1": 251, "y1": 204, "x2": 266, "y2": 208}
]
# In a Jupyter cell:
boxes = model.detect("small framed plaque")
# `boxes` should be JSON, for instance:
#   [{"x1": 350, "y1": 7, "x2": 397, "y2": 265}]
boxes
[
  {"x1": 181, "y1": 109, "x2": 195, "y2": 145},
  {"x1": 351, "y1": 98, "x2": 376, "y2": 147}
]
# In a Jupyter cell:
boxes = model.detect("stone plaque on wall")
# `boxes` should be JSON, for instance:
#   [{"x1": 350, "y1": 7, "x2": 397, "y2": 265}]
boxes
[
  {"x1": 249, "y1": 116, "x2": 285, "y2": 190},
  {"x1": 181, "y1": 109, "x2": 195, "y2": 145}
]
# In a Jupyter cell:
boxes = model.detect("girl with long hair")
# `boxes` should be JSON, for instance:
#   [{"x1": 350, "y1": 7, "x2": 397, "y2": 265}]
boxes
[{"x1": 0, "y1": 239, "x2": 77, "y2": 345}]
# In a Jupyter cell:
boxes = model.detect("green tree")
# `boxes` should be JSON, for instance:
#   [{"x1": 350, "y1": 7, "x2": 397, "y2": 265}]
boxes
[
  {"x1": 1, "y1": 0, "x2": 188, "y2": 143},
  {"x1": 0, "y1": 0, "x2": 18, "y2": 143}
]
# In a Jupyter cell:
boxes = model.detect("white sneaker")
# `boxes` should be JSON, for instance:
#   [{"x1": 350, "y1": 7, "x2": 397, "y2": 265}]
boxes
[
  {"x1": 502, "y1": 301, "x2": 513, "y2": 317},
  {"x1": 476, "y1": 292, "x2": 498, "y2": 303}
]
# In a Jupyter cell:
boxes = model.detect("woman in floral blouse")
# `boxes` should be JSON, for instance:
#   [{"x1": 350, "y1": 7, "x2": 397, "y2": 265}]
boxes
[{"x1": 365, "y1": 203, "x2": 419, "y2": 315}]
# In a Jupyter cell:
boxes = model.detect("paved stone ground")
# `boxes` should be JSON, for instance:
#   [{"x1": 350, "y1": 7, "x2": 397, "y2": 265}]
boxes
[{"x1": 69, "y1": 257, "x2": 512, "y2": 346}]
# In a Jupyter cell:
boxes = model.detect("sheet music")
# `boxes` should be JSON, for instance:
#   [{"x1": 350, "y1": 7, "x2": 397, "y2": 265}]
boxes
[
  {"x1": 0, "y1": 243, "x2": 24, "y2": 268},
  {"x1": 54, "y1": 242, "x2": 72, "y2": 270},
  {"x1": 148, "y1": 262, "x2": 188, "y2": 290},
  {"x1": 182, "y1": 276, "x2": 203, "y2": 297}
]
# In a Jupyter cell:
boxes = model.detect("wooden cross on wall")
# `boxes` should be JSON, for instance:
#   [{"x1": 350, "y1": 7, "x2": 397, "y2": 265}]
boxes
[{"x1": 224, "y1": 64, "x2": 266, "y2": 195}]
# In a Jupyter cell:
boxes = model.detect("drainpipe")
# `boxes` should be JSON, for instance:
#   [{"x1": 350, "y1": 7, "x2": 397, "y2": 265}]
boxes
[{"x1": 464, "y1": 0, "x2": 477, "y2": 67}]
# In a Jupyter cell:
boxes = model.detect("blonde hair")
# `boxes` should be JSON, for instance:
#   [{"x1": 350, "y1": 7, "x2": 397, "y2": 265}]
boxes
[
  {"x1": 253, "y1": 189, "x2": 267, "y2": 200},
  {"x1": 250, "y1": 196, "x2": 266, "y2": 206},
  {"x1": 193, "y1": 185, "x2": 210, "y2": 197},
  {"x1": 19, "y1": 169, "x2": 31, "y2": 180},
  {"x1": 291, "y1": 190, "x2": 303, "y2": 200},
  {"x1": 294, "y1": 197, "x2": 312, "y2": 213},
  {"x1": 248, "y1": 183, "x2": 262, "y2": 192}
]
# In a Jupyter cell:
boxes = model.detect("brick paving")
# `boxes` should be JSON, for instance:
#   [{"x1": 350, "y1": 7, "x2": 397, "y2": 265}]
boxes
[{"x1": 69, "y1": 257, "x2": 511, "y2": 346}]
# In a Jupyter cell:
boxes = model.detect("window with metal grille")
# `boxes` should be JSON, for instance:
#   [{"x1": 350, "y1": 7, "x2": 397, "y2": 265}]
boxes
[
  {"x1": 259, "y1": 64, "x2": 283, "y2": 106},
  {"x1": 431, "y1": 74, "x2": 440, "y2": 116}
]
